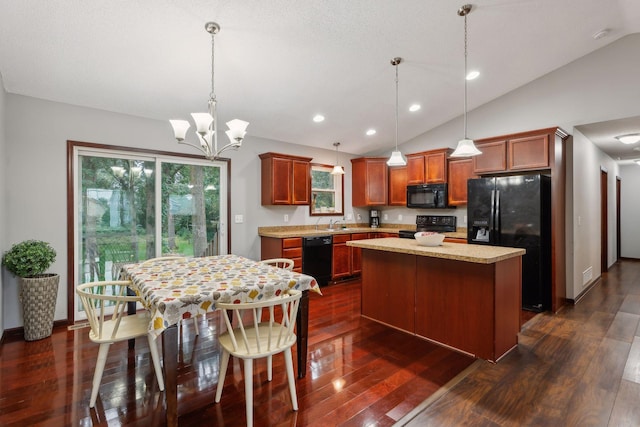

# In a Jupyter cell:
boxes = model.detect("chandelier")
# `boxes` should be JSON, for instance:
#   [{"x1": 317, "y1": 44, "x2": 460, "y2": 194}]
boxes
[{"x1": 170, "y1": 22, "x2": 249, "y2": 160}]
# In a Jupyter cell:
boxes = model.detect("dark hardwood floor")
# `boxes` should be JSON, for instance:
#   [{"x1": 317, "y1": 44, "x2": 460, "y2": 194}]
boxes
[
  {"x1": 5, "y1": 260, "x2": 639, "y2": 426},
  {"x1": 401, "y1": 259, "x2": 640, "y2": 427},
  {"x1": 0, "y1": 280, "x2": 474, "y2": 426}
]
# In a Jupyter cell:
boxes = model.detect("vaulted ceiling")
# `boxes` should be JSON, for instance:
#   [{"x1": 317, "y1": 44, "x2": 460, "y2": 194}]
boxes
[{"x1": 1, "y1": 0, "x2": 640, "y2": 158}]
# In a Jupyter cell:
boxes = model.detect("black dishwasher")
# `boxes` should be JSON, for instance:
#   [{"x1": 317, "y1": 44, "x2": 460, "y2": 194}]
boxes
[{"x1": 302, "y1": 235, "x2": 332, "y2": 286}]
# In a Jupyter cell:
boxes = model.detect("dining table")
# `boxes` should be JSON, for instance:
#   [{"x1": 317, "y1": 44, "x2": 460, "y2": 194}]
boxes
[{"x1": 121, "y1": 254, "x2": 321, "y2": 427}]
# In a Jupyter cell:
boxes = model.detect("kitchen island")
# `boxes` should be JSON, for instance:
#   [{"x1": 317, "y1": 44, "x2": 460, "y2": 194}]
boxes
[{"x1": 347, "y1": 237, "x2": 525, "y2": 362}]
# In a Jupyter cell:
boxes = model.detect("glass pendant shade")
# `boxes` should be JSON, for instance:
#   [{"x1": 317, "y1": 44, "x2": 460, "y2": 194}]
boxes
[
  {"x1": 387, "y1": 150, "x2": 407, "y2": 166},
  {"x1": 331, "y1": 165, "x2": 345, "y2": 175},
  {"x1": 451, "y1": 138, "x2": 482, "y2": 157},
  {"x1": 191, "y1": 113, "x2": 214, "y2": 134},
  {"x1": 169, "y1": 120, "x2": 190, "y2": 141},
  {"x1": 225, "y1": 119, "x2": 250, "y2": 142}
]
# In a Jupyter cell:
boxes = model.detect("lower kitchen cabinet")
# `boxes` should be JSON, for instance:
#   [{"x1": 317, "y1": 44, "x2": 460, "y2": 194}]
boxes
[
  {"x1": 260, "y1": 237, "x2": 303, "y2": 272},
  {"x1": 350, "y1": 233, "x2": 368, "y2": 275},
  {"x1": 332, "y1": 234, "x2": 351, "y2": 280}
]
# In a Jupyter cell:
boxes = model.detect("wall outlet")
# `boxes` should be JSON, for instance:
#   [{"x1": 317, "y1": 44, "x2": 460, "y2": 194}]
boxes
[
  {"x1": 398, "y1": 214, "x2": 403, "y2": 221},
  {"x1": 234, "y1": 214, "x2": 244, "y2": 224},
  {"x1": 284, "y1": 214, "x2": 289, "y2": 223},
  {"x1": 346, "y1": 213, "x2": 353, "y2": 220},
  {"x1": 383, "y1": 214, "x2": 389, "y2": 220},
  {"x1": 463, "y1": 215, "x2": 467, "y2": 224},
  {"x1": 357, "y1": 214, "x2": 362, "y2": 221}
]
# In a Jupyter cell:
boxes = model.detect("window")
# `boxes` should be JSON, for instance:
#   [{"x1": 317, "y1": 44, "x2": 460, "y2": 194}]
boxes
[
  {"x1": 69, "y1": 142, "x2": 229, "y2": 321},
  {"x1": 310, "y1": 164, "x2": 343, "y2": 216}
]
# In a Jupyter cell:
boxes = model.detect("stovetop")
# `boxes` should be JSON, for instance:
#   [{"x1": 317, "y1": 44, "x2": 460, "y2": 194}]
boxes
[{"x1": 399, "y1": 215, "x2": 457, "y2": 239}]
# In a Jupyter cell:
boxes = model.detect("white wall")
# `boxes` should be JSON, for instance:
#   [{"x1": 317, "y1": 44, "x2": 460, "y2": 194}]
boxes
[
  {"x1": 2, "y1": 94, "x2": 355, "y2": 329},
  {"x1": 0, "y1": 73, "x2": 6, "y2": 335},
  {"x1": 620, "y1": 163, "x2": 640, "y2": 258}
]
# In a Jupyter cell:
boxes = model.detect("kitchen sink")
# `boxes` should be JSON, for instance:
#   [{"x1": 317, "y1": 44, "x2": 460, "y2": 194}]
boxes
[{"x1": 327, "y1": 228, "x2": 350, "y2": 232}]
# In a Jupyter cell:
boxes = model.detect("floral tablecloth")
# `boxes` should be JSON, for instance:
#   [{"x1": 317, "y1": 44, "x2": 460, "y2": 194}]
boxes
[{"x1": 121, "y1": 254, "x2": 321, "y2": 338}]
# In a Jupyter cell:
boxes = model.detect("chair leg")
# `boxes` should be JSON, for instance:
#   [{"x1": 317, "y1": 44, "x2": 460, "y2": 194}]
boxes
[
  {"x1": 89, "y1": 343, "x2": 111, "y2": 408},
  {"x1": 215, "y1": 350, "x2": 230, "y2": 403},
  {"x1": 267, "y1": 355, "x2": 273, "y2": 381},
  {"x1": 284, "y1": 348, "x2": 298, "y2": 411},
  {"x1": 244, "y1": 359, "x2": 254, "y2": 427},
  {"x1": 147, "y1": 334, "x2": 165, "y2": 391},
  {"x1": 193, "y1": 316, "x2": 200, "y2": 336}
]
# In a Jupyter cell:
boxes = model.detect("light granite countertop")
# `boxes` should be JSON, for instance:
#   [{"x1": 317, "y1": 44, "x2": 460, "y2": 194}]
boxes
[
  {"x1": 258, "y1": 224, "x2": 467, "y2": 240},
  {"x1": 347, "y1": 237, "x2": 525, "y2": 264}
]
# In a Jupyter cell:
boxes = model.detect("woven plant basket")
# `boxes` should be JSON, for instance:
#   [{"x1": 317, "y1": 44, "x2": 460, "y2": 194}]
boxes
[{"x1": 19, "y1": 274, "x2": 59, "y2": 341}]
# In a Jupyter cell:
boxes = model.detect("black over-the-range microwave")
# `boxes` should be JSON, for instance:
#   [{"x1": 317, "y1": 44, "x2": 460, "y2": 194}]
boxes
[{"x1": 406, "y1": 183, "x2": 449, "y2": 209}]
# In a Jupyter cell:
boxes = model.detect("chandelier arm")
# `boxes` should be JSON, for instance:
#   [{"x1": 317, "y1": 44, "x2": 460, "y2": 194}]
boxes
[
  {"x1": 214, "y1": 141, "x2": 242, "y2": 157},
  {"x1": 177, "y1": 138, "x2": 212, "y2": 157}
]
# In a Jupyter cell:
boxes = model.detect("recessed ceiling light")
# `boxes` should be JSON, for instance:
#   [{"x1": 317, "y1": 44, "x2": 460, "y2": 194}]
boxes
[
  {"x1": 313, "y1": 114, "x2": 325, "y2": 123},
  {"x1": 366, "y1": 129, "x2": 376, "y2": 136},
  {"x1": 615, "y1": 133, "x2": 640, "y2": 144},
  {"x1": 409, "y1": 104, "x2": 421, "y2": 112},
  {"x1": 466, "y1": 70, "x2": 480, "y2": 80}
]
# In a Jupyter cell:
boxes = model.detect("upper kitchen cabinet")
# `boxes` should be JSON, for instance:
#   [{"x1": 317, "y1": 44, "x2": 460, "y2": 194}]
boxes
[
  {"x1": 447, "y1": 158, "x2": 477, "y2": 206},
  {"x1": 351, "y1": 157, "x2": 388, "y2": 206},
  {"x1": 406, "y1": 148, "x2": 451, "y2": 184},
  {"x1": 259, "y1": 152, "x2": 312, "y2": 205},
  {"x1": 388, "y1": 165, "x2": 408, "y2": 206},
  {"x1": 472, "y1": 130, "x2": 552, "y2": 175}
]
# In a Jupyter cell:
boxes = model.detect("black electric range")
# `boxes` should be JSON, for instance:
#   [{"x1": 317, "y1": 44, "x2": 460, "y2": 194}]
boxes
[{"x1": 398, "y1": 215, "x2": 457, "y2": 239}]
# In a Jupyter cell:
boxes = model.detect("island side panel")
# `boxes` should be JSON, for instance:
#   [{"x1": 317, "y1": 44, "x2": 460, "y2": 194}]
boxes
[
  {"x1": 361, "y1": 249, "x2": 416, "y2": 332},
  {"x1": 415, "y1": 257, "x2": 495, "y2": 360},
  {"x1": 494, "y1": 256, "x2": 522, "y2": 360}
]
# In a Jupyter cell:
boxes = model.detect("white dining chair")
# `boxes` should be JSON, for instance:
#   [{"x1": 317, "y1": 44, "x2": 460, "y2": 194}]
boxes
[
  {"x1": 76, "y1": 280, "x2": 165, "y2": 408},
  {"x1": 214, "y1": 290, "x2": 302, "y2": 427},
  {"x1": 260, "y1": 258, "x2": 294, "y2": 271},
  {"x1": 140, "y1": 256, "x2": 202, "y2": 336}
]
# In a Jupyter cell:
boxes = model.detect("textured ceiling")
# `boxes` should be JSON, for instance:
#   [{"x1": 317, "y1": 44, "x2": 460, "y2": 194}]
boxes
[{"x1": 1, "y1": 0, "x2": 640, "y2": 158}]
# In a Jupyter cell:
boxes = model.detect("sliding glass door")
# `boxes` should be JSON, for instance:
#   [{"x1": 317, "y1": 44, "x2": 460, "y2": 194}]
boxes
[{"x1": 72, "y1": 145, "x2": 228, "y2": 320}]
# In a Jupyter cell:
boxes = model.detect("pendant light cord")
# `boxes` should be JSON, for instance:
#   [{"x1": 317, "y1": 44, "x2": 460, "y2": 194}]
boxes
[
  {"x1": 210, "y1": 30, "x2": 216, "y2": 103},
  {"x1": 463, "y1": 12, "x2": 468, "y2": 139},
  {"x1": 395, "y1": 61, "x2": 399, "y2": 151}
]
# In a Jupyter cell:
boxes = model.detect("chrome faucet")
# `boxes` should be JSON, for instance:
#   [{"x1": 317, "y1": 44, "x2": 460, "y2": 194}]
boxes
[{"x1": 329, "y1": 219, "x2": 343, "y2": 229}]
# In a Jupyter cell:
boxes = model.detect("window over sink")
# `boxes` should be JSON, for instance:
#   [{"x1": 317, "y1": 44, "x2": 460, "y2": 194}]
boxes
[{"x1": 310, "y1": 164, "x2": 343, "y2": 216}]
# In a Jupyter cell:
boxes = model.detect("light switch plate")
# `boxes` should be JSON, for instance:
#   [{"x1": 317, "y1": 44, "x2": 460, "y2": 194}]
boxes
[
  {"x1": 234, "y1": 214, "x2": 244, "y2": 224},
  {"x1": 284, "y1": 214, "x2": 289, "y2": 223}
]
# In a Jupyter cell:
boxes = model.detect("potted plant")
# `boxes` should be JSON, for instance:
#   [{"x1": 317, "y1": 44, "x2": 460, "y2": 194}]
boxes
[{"x1": 2, "y1": 240, "x2": 59, "y2": 341}]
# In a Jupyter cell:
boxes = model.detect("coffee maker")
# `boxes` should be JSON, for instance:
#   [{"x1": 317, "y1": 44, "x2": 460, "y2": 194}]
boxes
[{"x1": 369, "y1": 209, "x2": 380, "y2": 228}]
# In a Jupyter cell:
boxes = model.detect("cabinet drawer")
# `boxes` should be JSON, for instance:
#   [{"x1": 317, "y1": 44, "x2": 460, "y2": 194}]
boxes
[
  {"x1": 332, "y1": 234, "x2": 351, "y2": 244},
  {"x1": 282, "y1": 237, "x2": 302, "y2": 249},
  {"x1": 282, "y1": 247, "x2": 302, "y2": 258}
]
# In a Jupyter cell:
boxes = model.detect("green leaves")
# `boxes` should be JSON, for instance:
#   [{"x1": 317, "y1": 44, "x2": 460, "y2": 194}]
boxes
[{"x1": 2, "y1": 240, "x2": 56, "y2": 278}]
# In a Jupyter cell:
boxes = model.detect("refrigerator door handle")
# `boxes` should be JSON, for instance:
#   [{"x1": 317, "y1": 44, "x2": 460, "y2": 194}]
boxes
[
  {"x1": 495, "y1": 190, "x2": 501, "y2": 244},
  {"x1": 489, "y1": 189, "x2": 495, "y2": 240}
]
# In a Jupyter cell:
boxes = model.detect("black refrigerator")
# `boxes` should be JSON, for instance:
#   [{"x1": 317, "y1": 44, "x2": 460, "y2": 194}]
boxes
[{"x1": 467, "y1": 174, "x2": 551, "y2": 312}]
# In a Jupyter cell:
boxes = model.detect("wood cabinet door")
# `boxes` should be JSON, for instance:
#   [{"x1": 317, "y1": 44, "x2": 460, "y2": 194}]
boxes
[
  {"x1": 406, "y1": 155, "x2": 425, "y2": 184},
  {"x1": 291, "y1": 160, "x2": 310, "y2": 205},
  {"x1": 351, "y1": 158, "x2": 388, "y2": 206},
  {"x1": 350, "y1": 233, "x2": 368, "y2": 275},
  {"x1": 332, "y1": 242, "x2": 351, "y2": 279},
  {"x1": 448, "y1": 158, "x2": 476, "y2": 206},
  {"x1": 508, "y1": 134, "x2": 549, "y2": 170},
  {"x1": 388, "y1": 166, "x2": 407, "y2": 206},
  {"x1": 270, "y1": 157, "x2": 292, "y2": 204},
  {"x1": 472, "y1": 140, "x2": 507, "y2": 174},
  {"x1": 425, "y1": 151, "x2": 447, "y2": 183}
]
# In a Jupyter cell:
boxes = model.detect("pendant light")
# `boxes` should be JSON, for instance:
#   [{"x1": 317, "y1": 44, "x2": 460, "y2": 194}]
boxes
[
  {"x1": 387, "y1": 57, "x2": 407, "y2": 166},
  {"x1": 450, "y1": 5, "x2": 482, "y2": 158},
  {"x1": 331, "y1": 142, "x2": 345, "y2": 175}
]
